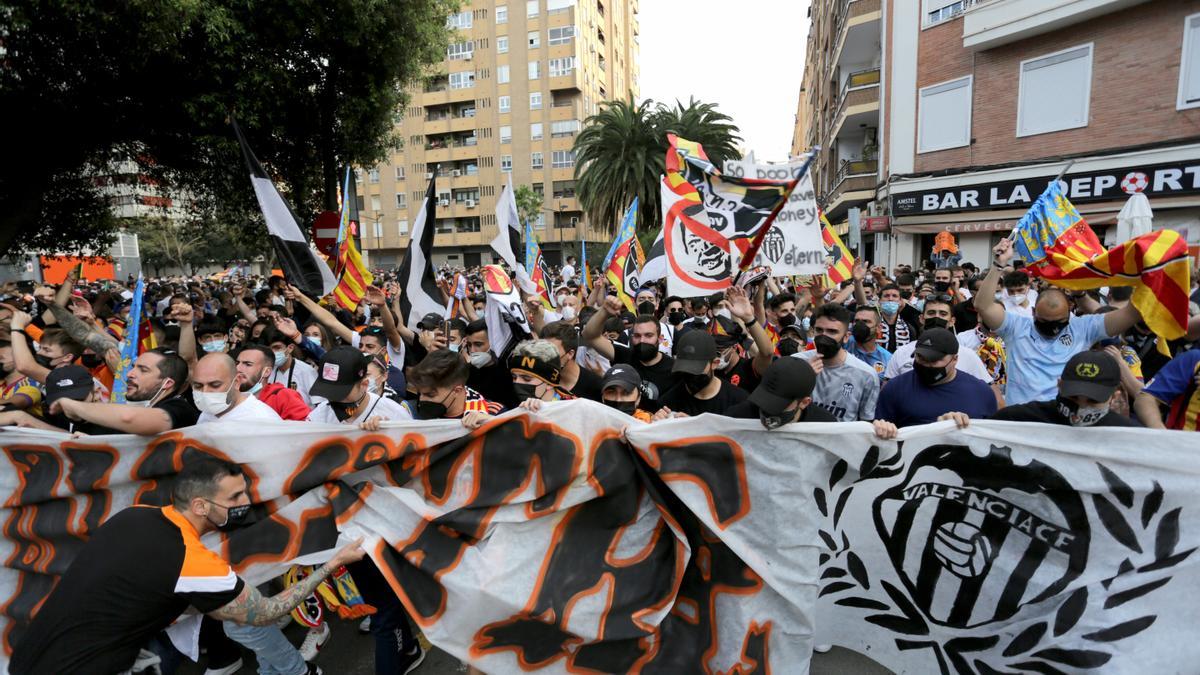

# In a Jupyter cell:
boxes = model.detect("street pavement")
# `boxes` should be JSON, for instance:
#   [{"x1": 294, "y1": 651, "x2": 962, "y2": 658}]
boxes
[{"x1": 176, "y1": 616, "x2": 894, "y2": 674}]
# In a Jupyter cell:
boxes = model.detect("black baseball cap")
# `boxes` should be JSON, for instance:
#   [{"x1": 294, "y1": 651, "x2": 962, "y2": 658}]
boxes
[
  {"x1": 310, "y1": 346, "x2": 371, "y2": 400},
  {"x1": 672, "y1": 330, "x2": 718, "y2": 375},
  {"x1": 709, "y1": 315, "x2": 743, "y2": 349},
  {"x1": 601, "y1": 365, "x2": 642, "y2": 393},
  {"x1": 417, "y1": 312, "x2": 446, "y2": 330},
  {"x1": 913, "y1": 328, "x2": 959, "y2": 361},
  {"x1": 750, "y1": 358, "x2": 817, "y2": 415},
  {"x1": 1060, "y1": 350, "x2": 1120, "y2": 401},
  {"x1": 45, "y1": 365, "x2": 94, "y2": 405}
]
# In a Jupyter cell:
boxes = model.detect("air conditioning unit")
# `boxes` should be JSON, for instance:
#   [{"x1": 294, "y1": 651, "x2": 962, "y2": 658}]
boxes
[
  {"x1": 425, "y1": 172, "x2": 434, "y2": 179},
  {"x1": 439, "y1": 199, "x2": 450, "y2": 207},
  {"x1": 569, "y1": 216, "x2": 579, "y2": 227},
  {"x1": 452, "y1": 170, "x2": 462, "y2": 177},
  {"x1": 466, "y1": 199, "x2": 476, "y2": 208}
]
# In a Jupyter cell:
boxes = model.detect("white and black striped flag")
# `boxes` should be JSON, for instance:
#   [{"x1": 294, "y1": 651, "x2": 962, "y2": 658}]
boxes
[
  {"x1": 490, "y1": 175, "x2": 538, "y2": 295},
  {"x1": 397, "y1": 175, "x2": 446, "y2": 331},
  {"x1": 641, "y1": 227, "x2": 666, "y2": 282},
  {"x1": 232, "y1": 120, "x2": 337, "y2": 298}
]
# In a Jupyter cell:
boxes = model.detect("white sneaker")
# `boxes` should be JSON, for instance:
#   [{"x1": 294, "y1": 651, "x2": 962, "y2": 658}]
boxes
[
  {"x1": 203, "y1": 657, "x2": 243, "y2": 675},
  {"x1": 401, "y1": 644, "x2": 426, "y2": 675},
  {"x1": 813, "y1": 643, "x2": 833, "y2": 653},
  {"x1": 127, "y1": 648, "x2": 161, "y2": 674},
  {"x1": 358, "y1": 616, "x2": 371, "y2": 634},
  {"x1": 299, "y1": 623, "x2": 331, "y2": 662}
]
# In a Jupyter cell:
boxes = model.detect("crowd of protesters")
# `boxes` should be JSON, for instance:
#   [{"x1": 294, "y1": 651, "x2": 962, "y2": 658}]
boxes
[{"x1": 2, "y1": 236, "x2": 1200, "y2": 674}]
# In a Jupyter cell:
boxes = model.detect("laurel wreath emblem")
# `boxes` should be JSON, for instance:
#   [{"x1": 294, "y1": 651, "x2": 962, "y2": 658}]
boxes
[{"x1": 816, "y1": 450, "x2": 1196, "y2": 674}]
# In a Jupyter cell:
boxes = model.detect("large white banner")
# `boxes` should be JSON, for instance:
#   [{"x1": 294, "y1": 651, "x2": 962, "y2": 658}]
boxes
[
  {"x1": 2, "y1": 406, "x2": 1198, "y2": 673},
  {"x1": 723, "y1": 158, "x2": 825, "y2": 276}
]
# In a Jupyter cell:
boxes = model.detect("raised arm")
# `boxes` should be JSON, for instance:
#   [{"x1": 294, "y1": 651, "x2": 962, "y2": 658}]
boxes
[
  {"x1": 8, "y1": 310, "x2": 50, "y2": 383},
  {"x1": 728, "y1": 286, "x2": 774, "y2": 375},
  {"x1": 209, "y1": 538, "x2": 365, "y2": 626},
  {"x1": 974, "y1": 240, "x2": 1011, "y2": 331},
  {"x1": 1102, "y1": 301, "x2": 1143, "y2": 338},
  {"x1": 580, "y1": 295, "x2": 619, "y2": 361},
  {"x1": 387, "y1": 282, "x2": 417, "y2": 344},
  {"x1": 288, "y1": 284, "x2": 355, "y2": 344},
  {"x1": 753, "y1": 281, "x2": 767, "y2": 327},
  {"x1": 174, "y1": 304, "x2": 198, "y2": 369},
  {"x1": 48, "y1": 304, "x2": 120, "y2": 365},
  {"x1": 364, "y1": 286, "x2": 404, "y2": 350},
  {"x1": 851, "y1": 260, "x2": 869, "y2": 307}
]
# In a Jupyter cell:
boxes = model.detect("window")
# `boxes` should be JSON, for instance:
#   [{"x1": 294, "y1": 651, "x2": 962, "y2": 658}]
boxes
[
  {"x1": 465, "y1": 162, "x2": 479, "y2": 175},
  {"x1": 535, "y1": 213, "x2": 546, "y2": 229},
  {"x1": 551, "y1": 119, "x2": 580, "y2": 137},
  {"x1": 549, "y1": 25, "x2": 575, "y2": 45},
  {"x1": 449, "y1": 71, "x2": 475, "y2": 89},
  {"x1": 497, "y1": 36, "x2": 509, "y2": 53},
  {"x1": 398, "y1": 219, "x2": 409, "y2": 235},
  {"x1": 370, "y1": 196, "x2": 382, "y2": 212},
  {"x1": 447, "y1": 41, "x2": 473, "y2": 60},
  {"x1": 531, "y1": 152, "x2": 544, "y2": 169},
  {"x1": 528, "y1": 31, "x2": 541, "y2": 48},
  {"x1": 918, "y1": 76, "x2": 972, "y2": 153},
  {"x1": 529, "y1": 60, "x2": 540, "y2": 79},
  {"x1": 530, "y1": 92, "x2": 543, "y2": 109},
  {"x1": 373, "y1": 221, "x2": 383, "y2": 238},
  {"x1": 368, "y1": 168, "x2": 380, "y2": 183},
  {"x1": 531, "y1": 122, "x2": 543, "y2": 140},
  {"x1": 552, "y1": 150, "x2": 575, "y2": 168},
  {"x1": 1017, "y1": 44, "x2": 1092, "y2": 137},
  {"x1": 499, "y1": 95, "x2": 511, "y2": 113},
  {"x1": 549, "y1": 56, "x2": 575, "y2": 77},
  {"x1": 501, "y1": 155, "x2": 513, "y2": 172},
  {"x1": 527, "y1": 0, "x2": 538, "y2": 17},
  {"x1": 500, "y1": 125, "x2": 512, "y2": 143},
  {"x1": 496, "y1": 5, "x2": 508, "y2": 23},
  {"x1": 923, "y1": 0, "x2": 978, "y2": 27},
  {"x1": 394, "y1": 166, "x2": 405, "y2": 180},
  {"x1": 1180, "y1": 13, "x2": 1200, "y2": 109},
  {"x1": 498, "y1": 65, "x2": 510, "y2": 83},
  {"x1": 447, "y1": 11, "x2": 473, "y2": 29},
  {"x1": 395, "y1": 193, "x2": 407, "y2": 209}
]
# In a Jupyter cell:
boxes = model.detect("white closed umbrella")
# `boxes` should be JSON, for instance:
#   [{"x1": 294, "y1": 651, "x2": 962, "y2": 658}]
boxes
[{"x1": 1110, "y1": 191, "x2": 1153, "y2": 245}]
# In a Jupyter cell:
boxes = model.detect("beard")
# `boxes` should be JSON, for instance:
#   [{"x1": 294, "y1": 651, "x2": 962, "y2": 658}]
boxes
[{"x1": 239, "y1": 367, "x2": 267, "y2": 393}]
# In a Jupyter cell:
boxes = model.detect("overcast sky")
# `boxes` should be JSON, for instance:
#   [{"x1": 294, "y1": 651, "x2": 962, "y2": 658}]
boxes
[{"x1": 637, "y1": 0, "x2": 809, "y2": 163}]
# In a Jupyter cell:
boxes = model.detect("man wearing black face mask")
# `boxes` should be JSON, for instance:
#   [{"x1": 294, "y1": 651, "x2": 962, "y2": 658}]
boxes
[
  {"x1": 882, "y1": 297, "x2": 995, "y2": 389},
  {"x1": 874, "y1": 328, "x2": 995, "y2": 427},
  {"x1": 599, "y1": 365, "x2": 654, "y2": 421},
  {"x1": 976, "y1": 239, "x2": 1142, "y2": 405},
  {"x1": 793, "y1": 304, "x2": 879, "y2": 422},
  {"x1": 410, "y1": 349, "x2": 504, "y2": 429},
  {"x1": 582, "y1": 296, "x2": 679, "y2": 407},
  {"x1": 656, "y1": 330, "x2": 747, "y2": 418},
  {"x1": 725, "y1": 357, "x2": 835, "y2": 427}
]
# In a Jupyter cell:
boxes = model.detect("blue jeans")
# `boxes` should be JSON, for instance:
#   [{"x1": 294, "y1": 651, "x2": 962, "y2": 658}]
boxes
[{"x1": 223, "y1": 621, "x2": 307, "y2": 675}]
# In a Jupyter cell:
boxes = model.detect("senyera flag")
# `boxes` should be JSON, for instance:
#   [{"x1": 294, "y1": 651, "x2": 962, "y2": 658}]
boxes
[
  {"x1": 331, "y1": 167, "x2": 374, "y2": 311},
  {"x1": 601, "y1": 199, "x2": 645, "y2": 312},
  {"x1": 232, "y1": 119, "x2": 337, "y2": 299},
  {"x1": 821, "y1": 211, "x2": 856, "y2": 285},
  {"x1": 523, "y1": 219, "x2": 557, "y2": 310},
  {"x1": 1011, "y1": 180, "x2": 1191, "y2": 353}
]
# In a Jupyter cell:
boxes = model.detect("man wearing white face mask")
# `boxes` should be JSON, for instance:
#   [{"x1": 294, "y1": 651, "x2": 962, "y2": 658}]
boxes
[
  {"x1": 47, "y1": 348, "x2": 199, "y2": 435},
  {"x1": 234, "y1": 343, "x2": 311, "y2": 420},
  {"x1": 193, "y1": 353, "x2": 282, "y2": 423}
]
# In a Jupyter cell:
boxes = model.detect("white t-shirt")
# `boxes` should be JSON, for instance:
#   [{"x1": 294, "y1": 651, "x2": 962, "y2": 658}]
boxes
[
  {"x1": 1001, "y1": 288, "x2": 1038, "y2": 318},
  {"x1": 270, "y1": 357, "x2": 321, "y2": 406},
  {"x1": 197, "y1": 395, "x2": 283, "y2": 424},
  {"x1": 560, "y1": 264, "x2": 576, "y2": 284},
  {"x1": 307, "y1": 392, "x2": 412, "y2": 425},
  {"x1": 883, "y1": 339, "x2": 994, "y2": 383}
]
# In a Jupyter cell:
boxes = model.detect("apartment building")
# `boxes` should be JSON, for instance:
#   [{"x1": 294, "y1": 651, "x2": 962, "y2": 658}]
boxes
[
  {"x1": 356, "y1": 0, "x2": 639, "y2": 269},
  {"x1": 799, "y1": 0, "x2": 1200, "y2": 268}
]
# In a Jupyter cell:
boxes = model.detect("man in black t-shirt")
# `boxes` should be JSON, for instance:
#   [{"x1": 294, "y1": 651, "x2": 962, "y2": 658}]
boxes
[
  {"x1": 582, "y1": 296, "x2": 680, "y2": 406},
  {"x1": 48, "y1": 348, "x2": 200, "y2": 434},
  {"x1": 657, "y1": 330, "x2": 747, "y2": 417},
  {"x1": 725, "y1": 357, "x2": 836, "y2": 426},
  {"x1": 713, "y1": 286, "x2": 774, "y2": 394},
  {"x1": 0, "y1": 364, "x2": 119, "y2": 434},
  {"x1": 11, "y1": 458, "x2": 364, "y2": 675}
]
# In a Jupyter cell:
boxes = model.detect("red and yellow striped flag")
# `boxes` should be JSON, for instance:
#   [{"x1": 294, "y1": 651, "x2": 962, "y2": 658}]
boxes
[
  {"x1": 332, "y1": 231, "x2": 373, "y2": 311},
  {"x1": 820, "y1": 211, "x2": 855, "y2": 284},
  {"x1": 1013, "y1": 181, "x2": 1191, "y2": 354}
]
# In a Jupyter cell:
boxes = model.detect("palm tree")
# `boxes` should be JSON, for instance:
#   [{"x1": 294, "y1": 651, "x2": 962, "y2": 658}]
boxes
[{"x1": 573, "y1": 97, "x2": 742, "y2": 237}]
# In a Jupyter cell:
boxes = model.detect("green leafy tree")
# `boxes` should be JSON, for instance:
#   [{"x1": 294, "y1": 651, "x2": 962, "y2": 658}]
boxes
[
  {"x1": 514, "y1": 184, "x2": 545, "y2": 229},
  {"x1": 573, "y1": 98, "x2": 742, "y2": 237},
  {"x1": 0, "y1": 0, "x2": 457, "y2": 260}
]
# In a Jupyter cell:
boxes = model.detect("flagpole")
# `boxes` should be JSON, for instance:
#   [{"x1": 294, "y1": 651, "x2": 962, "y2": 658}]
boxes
[
  {"x1": 735, "y1": 148, "x2": 820, "y2": 281},
  {"x1": 1007, "y1": 160, "x2": 1075, "y2": 243}
]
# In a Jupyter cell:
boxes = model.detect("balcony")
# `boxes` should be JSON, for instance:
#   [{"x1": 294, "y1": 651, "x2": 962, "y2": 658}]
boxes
[
  {"x1": 549, "y1": 70, "x2": 581, "y2": 91},
  {"x1": 962, "y1": 0, "x2": 1150, "y2": 50},
  {"x1": 828, "y1": 68, "x2": 880, "y2": 141},
  {"x1": 824, "y1": 159, "x2": 877, "y2": 216},
  {"x1": 832, "y1": 0, "x2": 882, "y2": 70}
]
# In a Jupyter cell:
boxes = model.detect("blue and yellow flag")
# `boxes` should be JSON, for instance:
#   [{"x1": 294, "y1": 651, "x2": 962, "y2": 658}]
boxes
[
  {"x1": 110, "y1": 275, "x2": 144, "y2": 403},
  {"x1": 579, "y1": 238, "x2": 589, "y2": 293},
  {"x1": 602, "y1": 199, "x2": 643, "y2": 312}
]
